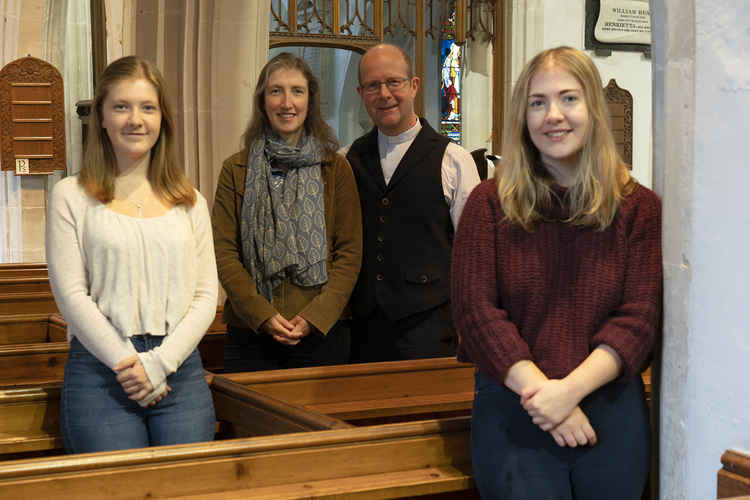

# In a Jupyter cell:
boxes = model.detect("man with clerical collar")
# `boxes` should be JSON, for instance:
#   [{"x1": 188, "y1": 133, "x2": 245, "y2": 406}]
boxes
[{"x1": 342, "y1": 43, "x2": 480, "y2": 362}]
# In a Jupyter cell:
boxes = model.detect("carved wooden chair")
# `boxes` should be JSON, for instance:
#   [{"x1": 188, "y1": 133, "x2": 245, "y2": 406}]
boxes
[{"x1": 603, "y1": 78, "x2": 634, "y2": 169}]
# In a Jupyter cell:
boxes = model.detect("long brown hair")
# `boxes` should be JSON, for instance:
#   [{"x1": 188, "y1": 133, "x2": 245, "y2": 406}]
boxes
[
  {"x1": 79, "y1": 55, "x2": 196, "y2": 207},
  {"x1": 243, "y1": 52, "x2": 338, "y2": 155},
  {"x1": 496, "y1": 46, "x2": 632, "y2": 231}
]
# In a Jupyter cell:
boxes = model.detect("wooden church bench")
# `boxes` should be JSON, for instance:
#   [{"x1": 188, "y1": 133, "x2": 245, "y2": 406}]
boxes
[
  {"x1": 0, "y1": 416, "x2": 473, "y2": 499},
  {"x1": 0, "y1": 313, "x2": 60, "y2": 344},
  {"x1": 0, "y1": 264, "x2": 48, "y2": 277},
  {"x1": 0, "y1": 356, "x2": 655, "y2": 498},
  {"x1": 0, "y1": 265, "x2": 56, "y2": 316},
  {"x1": 0, "y1": 291, "x2": 57, "y2": 316},
  {"x1": 223, "y1": 357, "x2": 476, "y2": 423},
  {"x1": 719, "y1": 450, "x2": 750, "y2": 498},
  {"x1": 0, "y1": 386, "x2": 61, "y2": 458},
  {"x1": 0, "y1": 307, "x2": 225, "y2": 386},
  {"x1": 0, "y1": 342, "x2": 67, "y2": 388},
  {"x1": 226, "y1": 358, "x2": 651, "y2": 423},
  {"x1": 0, "y1": 373, "x2": 348, "y2": 460},
  {"x1": 0, "y1": 263, "x2": 224, "y2": 353},
  {"x1": 0, "y1": 361, "x2": 478, "y2": 499}
]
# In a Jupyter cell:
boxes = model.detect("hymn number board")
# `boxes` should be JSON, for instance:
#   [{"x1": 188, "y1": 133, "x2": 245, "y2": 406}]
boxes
[{"x1": 0, "y1": 56, "x2": 66, "y2": 175}]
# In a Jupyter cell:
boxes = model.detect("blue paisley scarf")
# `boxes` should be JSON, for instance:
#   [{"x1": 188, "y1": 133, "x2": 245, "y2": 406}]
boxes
[{"x1": 240, "y1": 129, "x2": 328, "y2": 302}]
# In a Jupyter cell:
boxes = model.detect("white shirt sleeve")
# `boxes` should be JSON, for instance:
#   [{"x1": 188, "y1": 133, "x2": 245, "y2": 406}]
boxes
[
  {"x1": 441, "y1": 142, "x2": 482, "y2": 228},
  {"x1": 137, "y1": 193, "x2": 218, "y2": 391}
]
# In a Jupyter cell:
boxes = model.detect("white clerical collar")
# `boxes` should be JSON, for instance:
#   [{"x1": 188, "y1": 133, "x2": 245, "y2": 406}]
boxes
[{"x1": 378, "y1": 118, "x2": 421, "y2": 145}]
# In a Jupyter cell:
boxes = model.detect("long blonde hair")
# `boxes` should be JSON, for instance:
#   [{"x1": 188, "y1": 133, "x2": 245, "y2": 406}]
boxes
[
  {"x1": 79, "y1": 56, "x2": 196, "y2": 207},
  {"x1": 496, "y1": 46, "x2": 632, "y2": 231}
]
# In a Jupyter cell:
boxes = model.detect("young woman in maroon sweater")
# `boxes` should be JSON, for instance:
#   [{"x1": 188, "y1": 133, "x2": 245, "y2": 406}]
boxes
[{"x1": 452, "y1": 46, "x2": 661, "y2": 499}]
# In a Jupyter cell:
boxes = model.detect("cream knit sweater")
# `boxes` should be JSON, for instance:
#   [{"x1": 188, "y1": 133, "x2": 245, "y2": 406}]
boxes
[{"x1": 46, "y1": 176, "x2": 218, "y2": 406}]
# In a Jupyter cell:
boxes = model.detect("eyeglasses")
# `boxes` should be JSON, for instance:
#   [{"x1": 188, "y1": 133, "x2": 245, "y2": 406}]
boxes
[{"x1": 360, "y1": 77, "x2": 411, "y2": 95}]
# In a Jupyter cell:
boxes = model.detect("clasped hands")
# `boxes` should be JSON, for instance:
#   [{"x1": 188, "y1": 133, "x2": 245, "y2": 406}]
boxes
[
  {"x1": 261, "y1": 314, "x2": 312, "y2": 345},
  {"x1": 521, "y1": 378, "x2": 597, "y2": 448},
  {"x1": 114, "y1": 355, "x2": 171, "y2": 407}
]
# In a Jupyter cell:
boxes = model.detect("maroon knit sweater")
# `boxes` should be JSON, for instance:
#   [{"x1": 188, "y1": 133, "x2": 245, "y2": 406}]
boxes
[{"x1": 452, "y1": 179, "x2": 662, "y2": 387}]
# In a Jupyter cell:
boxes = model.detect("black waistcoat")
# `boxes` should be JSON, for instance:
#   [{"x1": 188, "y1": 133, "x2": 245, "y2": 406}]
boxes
[{"x1": 346, "y1": 119, "x2": 453, "y2": 321}]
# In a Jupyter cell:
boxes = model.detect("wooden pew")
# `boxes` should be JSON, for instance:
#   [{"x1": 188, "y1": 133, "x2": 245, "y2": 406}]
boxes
[
  {"x1": 0, "y1": 313, "x2": 59, "y2": 344},
  {"x1": 0, "y1": 373, "x2": 348, "y2": 461},
  {"x1": 0, "y1": 357, "x2": 652, "y2": 456},
  {"x1": 0, "y1": 313, "x2": 67, "y2": 388},
  {"x1": 0, "y1": 417, "x2": 473, "y2": 499},
  {"x1": 223, "y1": 357, "x2": 476, "y2": 424},
  {"x1": 0, "y1": 264, "x2": 56, "y2": 316},
  {"x1": 0, "y1": 386, "x2": 61, "y2": 458},
  {"x1": 0, "y1": 310, "x2": 226, "y2": 387},
  {"x1": 226, "y1": 359, "x2": 651, "y2": 423},
  {"x1": 0, "y1": 265, "x2": 225, "y2": 373},
  {"x1": 0, "y1": 362, "x2": 476, "y2": 499},
  {"x1": 719, "y1": 450, "x2": 750, "y2": 498},
  {"x1": 0, "y1": 357, "x2": 655, "y2": 498},
  {"x1": 0, "y1": 343, "x2": 68, "y2": 387}
]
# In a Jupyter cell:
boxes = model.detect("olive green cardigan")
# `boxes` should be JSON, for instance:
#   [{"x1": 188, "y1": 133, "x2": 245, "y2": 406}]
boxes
[{"x1": 212, "y1": 149, "x2": 363, "y2": 335}]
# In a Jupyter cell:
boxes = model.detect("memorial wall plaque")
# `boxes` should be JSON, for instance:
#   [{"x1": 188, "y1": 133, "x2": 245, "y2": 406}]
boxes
[{"x1": 585, "y1": 0, "x2": 651, "y2": 56}]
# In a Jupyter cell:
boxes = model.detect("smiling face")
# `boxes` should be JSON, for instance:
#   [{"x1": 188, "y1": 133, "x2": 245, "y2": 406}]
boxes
[
  {"x1": 100, "y1": 77, "x2": 162, "y2": 172},
  {"x1": 526, "y1": 65, "x2": 590, "y2": 179},
  {"x1": 264, "y1": 67, "x2": 309, "y2": 146},
  {"x1": 357, "y1": 45, "x2": 419, "y2": 136}
]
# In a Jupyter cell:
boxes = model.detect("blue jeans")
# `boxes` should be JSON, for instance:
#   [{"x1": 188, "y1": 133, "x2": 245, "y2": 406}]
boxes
[
  {"x1": 471, "y1": 371, "x2": 650, "y2": 500},
  {"x1": 60, "y1": 335, "x2": 215, "y2": 454}
]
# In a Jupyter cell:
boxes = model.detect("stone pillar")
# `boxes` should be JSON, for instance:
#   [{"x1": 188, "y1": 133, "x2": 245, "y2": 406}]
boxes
[
  {"x1": 653, "y1": 1, "x2": 750, "y2": 498},
  {"x1": 132, "y1": 0, "x2": 269, "y2": 205}
]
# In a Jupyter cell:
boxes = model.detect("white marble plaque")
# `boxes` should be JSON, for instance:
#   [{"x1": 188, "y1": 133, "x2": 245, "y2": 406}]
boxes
[{"x1": 594, "y1": 0, "x2": 651, "y2": 45}]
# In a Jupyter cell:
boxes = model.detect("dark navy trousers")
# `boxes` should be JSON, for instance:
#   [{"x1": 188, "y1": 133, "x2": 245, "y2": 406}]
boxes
[{"x1": 471, "y1": 371, "x2": 650, "y2": 500}]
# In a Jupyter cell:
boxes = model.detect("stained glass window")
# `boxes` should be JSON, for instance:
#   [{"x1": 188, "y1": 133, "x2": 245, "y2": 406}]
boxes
[{"x1": 440, "y1": 9, "x2": 461, "y2": 145}]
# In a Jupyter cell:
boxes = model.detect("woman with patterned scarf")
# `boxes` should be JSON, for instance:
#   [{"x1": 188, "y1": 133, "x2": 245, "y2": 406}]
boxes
[{"x1": 212, "y1": 52, "x2": 362, "y2": 371}]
